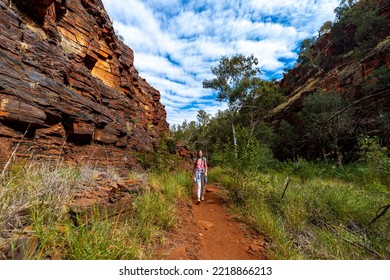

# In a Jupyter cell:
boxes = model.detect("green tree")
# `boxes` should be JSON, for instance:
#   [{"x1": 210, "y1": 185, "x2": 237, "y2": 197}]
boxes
[
  {"x1": 353, "y1": 5, "x2": 387, "y2": 52},
  {"x1": 205, "y1": 110, "x2": 234, "y2": 145},
  {"x1": 203, "y1": 54, "x2": 261, "y2": 112},
  {"x1": 239, "y1": 80, "x2": 286, "y2": 128},
  {"x1": 334, "y1": 0, "x2": 356, "y2": 22},
  {"x1": 276, "y1": 120, "x2": 300, "y2": 160},
  {"x1": 318, "y1": 21, "x2": 333, "y2": 36},
  {"x1": 297, "y1": 36, "x2": 322, "y2": 70},
  {"x1": 171, "y1": 119, "x2": 198, "y2": 150},
  {"x1": 332, "y1": 0, "x2": 388, "y2": 57},
  {"x1": 357, "y1": 135, "x2": 390, "y2": 183},
  {"x1": 203, "y1": 54, "x2": 262, "y2": 157},
  {"x1": 195, "y1": 109, "x2": 211, "y2": 151},
  {"x1": 299, "y1": 90, "x2": 353, "y2": 164},
  {"x1": 171, "y1": 110, "x2": 213, "y2": 155},
  {"x1": 197, "y1": 109, "x2": 211, "y2": 128}
]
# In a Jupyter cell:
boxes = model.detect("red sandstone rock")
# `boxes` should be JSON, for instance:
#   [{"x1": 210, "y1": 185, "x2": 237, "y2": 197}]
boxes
[
  {"x1": 274, "y1": 0, "x2": 390, "y2": 123},
  {"x1": 0, "y1": 0, "x2": 169, "y2": 169},
  {"x1": 69, "y1": 175, "x2": 143, "y2": 224}
]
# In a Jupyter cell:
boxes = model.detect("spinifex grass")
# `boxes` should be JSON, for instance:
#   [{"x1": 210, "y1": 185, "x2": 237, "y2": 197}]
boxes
[
  {"x1": 0, "y1": 160, "x2": 190, "y2": 259},
  {"x1": 0, "y1": 160, "x2": 80, "y2": 238},
  {"x1": 130, "y1": 171, "x2": 193, "y2": 245},
  {"x1": 60, "y1": 209, "x2": 142, "y2": 260}
]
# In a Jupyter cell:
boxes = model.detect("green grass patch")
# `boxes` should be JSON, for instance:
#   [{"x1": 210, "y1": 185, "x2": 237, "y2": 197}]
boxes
[{"x1": 209, "y1": 161, "x2": 390, "y2": 259}]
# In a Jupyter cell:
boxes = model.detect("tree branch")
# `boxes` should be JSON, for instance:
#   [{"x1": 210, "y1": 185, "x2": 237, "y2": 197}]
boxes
[
  {"x1": 369, "y1": 203, "x2": 390, "y2": 227},
  {"x1": 322, "y1": 89, "x2": 390, "y2": 127}
]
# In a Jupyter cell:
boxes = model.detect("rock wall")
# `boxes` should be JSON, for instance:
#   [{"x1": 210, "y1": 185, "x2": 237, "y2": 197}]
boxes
[
  {"x1": 265, "y1": 0, "x2": 390, "y2": 160},
  {"x1": 0, "y1": 0, "x2": 169, "y2": 169},
  {"x1": 271, "y1": 0, "x2": 390, "y2": 124}
]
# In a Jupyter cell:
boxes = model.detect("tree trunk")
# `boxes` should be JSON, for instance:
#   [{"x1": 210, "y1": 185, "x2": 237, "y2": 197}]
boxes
[
  {"x1": 322, "y1": 147, "x2": 328, "y2": 163},
  {"x1": 232, "y1": 122, "x2": 238, "y2": 158}
]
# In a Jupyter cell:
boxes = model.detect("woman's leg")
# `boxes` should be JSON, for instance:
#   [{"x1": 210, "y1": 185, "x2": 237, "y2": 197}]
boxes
[
  {"x1": 196, "y1": 174, "x2": 202, "y2": 201},
  {"x1": 201, "y1": 174, "x2": 205, "y2": 199}
]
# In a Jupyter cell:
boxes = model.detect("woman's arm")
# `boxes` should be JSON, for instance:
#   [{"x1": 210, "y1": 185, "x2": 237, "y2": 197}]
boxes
[{"x1": 192, "y1": 159, "x2": 196, "y2": 175}]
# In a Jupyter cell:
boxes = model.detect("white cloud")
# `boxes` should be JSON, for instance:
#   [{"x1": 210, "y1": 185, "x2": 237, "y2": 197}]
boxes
[
  {"x1": 235, "y1": 39, "x2": 296, "y2": 71},
  {"x1": 101, "y1": 0, "x2": 339, "y2": 125},
  {"x1": 135, "y1": 53, "x2": 186, "y2": 82},
  {"x1": 171, "y1": 11, "x2": 208, "y2": 37}
]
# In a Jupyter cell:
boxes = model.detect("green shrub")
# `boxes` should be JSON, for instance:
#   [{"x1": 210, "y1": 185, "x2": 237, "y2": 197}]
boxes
[
  {"x1": 135, "y1": 136, "x2": 179, "y2": 172},
  {"x1": 60, "y1": 211, "x2": 141, "y2": 260},
  {"x1": 133, "y1": 189, "x2": 176, "y2": 244},
  {"x1": 357, "y1": 135, "x2": 390, "y2": 184}
]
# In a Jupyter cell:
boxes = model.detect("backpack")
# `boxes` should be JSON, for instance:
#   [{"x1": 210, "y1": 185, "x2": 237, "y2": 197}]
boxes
[{"x1": 194, "y1": 157, "x2": 206, "y2": 163}]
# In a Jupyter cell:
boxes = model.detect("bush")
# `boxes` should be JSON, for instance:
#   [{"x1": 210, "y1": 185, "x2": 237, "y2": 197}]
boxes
[
  {"x1": 357, "y1": 135, "x2": 390, "y2": 184},
  {"x1": 299, "y1": 90, "x2": 353, "y2": 163},
  {"x1": 135, "y1": 136, "x2": 179, "y2": 171}
]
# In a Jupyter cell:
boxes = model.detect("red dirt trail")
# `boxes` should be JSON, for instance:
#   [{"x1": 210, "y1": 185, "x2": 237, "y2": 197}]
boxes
[{"x1": 155, "y1": 182, "x2": 269, "y2": 260}]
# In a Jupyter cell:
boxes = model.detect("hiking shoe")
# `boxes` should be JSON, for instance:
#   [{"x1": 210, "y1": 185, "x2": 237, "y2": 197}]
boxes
[
  {"x1": 201, "y1": 196, "x2": 204, "y2": 201},
  {"x1": 197, "y1": 199, "x2": 201, "y2": 204}
]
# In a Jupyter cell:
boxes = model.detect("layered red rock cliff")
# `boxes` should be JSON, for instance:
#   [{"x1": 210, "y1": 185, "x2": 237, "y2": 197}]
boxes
[
  {"x1": 0, "y1": 0, "x2": 169, "y2": 169},
  {"x1": 271, "y1": 0, "x2": 390, "y2": 124}
]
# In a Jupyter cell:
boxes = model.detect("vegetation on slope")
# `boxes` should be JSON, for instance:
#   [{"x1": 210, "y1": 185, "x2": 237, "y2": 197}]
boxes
[{"x1": 0, "y1": 158, "x2": 191, "y2": 259}]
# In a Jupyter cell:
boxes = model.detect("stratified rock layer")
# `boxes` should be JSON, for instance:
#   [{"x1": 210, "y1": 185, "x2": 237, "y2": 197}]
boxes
[
  {"x1": 0, "y1": 0, "x2": 169, "y2": 169},
  {"x1": 272, "y1": 0, "x2": 390, "y2": 119}
]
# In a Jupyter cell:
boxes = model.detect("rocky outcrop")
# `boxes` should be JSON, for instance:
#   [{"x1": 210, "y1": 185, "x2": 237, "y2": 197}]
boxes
[
  {"x1": 271, "y1": 0, "x2": 390, "y2": 125},
  {"x1": 0, "y1": 0, "x2": 169, "y2": 169},
  {"x1": 265, "y1": 0, "x2": 390, "y2": 161},
  {"x1": 69, "y1": 174, "x2": 142, "y2": 224}
]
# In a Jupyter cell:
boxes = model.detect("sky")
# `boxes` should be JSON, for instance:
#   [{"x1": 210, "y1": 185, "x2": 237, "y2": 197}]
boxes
[{"x1": 101, "y1": 0, "x2": 340, "y2": 127}]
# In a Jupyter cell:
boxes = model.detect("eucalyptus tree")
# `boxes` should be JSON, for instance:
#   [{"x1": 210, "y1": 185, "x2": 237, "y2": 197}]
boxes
[
  {"x1": 334, "y1": 0, "x2": 357, "y2": 21},
  {"x1": 203, "y1": 54, "x2": 261, "y2": 157}
]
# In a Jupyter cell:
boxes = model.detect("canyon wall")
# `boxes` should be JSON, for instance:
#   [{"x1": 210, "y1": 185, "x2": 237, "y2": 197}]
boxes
[
  {"x1": 271, "y1": 0, "x2": 390, "y2": 128},
  {"x1": 0, "y1": 0, "x2": 169, "y2": 169}
]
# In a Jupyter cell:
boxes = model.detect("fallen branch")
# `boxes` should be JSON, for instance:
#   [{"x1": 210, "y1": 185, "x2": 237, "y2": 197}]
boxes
[
  {"x1": 335, "y1": 230, "x2": 383, "y2": 259},
  {"x1": 369, "y1": 203, "x2": 390, "y2": 227},
  {"x1": 313, "y1": 210, "x2": 384, "y2": 259}
]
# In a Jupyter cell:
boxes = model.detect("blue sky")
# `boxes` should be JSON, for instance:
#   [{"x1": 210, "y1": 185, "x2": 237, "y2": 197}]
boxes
[{"x1": 101, "y1": 0, "x2": 339, "y2": 126}]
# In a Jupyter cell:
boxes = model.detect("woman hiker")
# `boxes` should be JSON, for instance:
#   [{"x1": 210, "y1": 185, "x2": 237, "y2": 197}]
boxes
[{"x1": 193, "y1": 150, "x2": 208, "y2": 204}]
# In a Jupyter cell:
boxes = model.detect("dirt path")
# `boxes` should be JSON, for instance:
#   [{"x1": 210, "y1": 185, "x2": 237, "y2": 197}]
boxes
[{"x1": 154, "y1": 182, "x2": 269, "y2": 260}]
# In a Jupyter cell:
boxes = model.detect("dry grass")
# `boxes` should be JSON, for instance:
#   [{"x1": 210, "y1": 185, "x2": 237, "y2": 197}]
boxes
[
  {"x1": 0, "y1": 160, "x2": 89, "y2": 239},
  {"x1": 61, "y1": 39, "x2": 73, "y2": 55},
  {"x1": 0, "y1": 157, "x2": 190, "y2": 259},
  {"x1": 18, "y1": 42, "x2": 29, "y2": 52}
]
